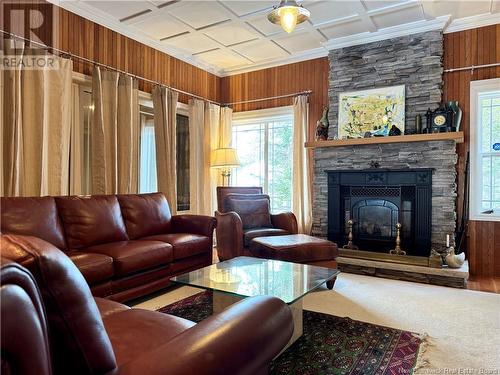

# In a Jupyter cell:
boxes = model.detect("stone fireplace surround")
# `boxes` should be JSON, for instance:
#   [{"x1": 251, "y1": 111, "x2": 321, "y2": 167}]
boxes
[{"x1": 311, "y1": 29, "x2": 458, "y2": 257}]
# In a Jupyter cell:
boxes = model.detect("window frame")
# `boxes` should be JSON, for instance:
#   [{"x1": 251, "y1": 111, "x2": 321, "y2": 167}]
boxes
[
  {"x1": 469, "y1": 78, "x2": 500, "y2": 222},
  {"x1": 232, "y1": 106, "x2": 294, "y2": 213}
]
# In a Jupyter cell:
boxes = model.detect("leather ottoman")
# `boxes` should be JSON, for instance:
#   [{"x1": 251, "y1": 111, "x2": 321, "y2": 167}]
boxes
[{"x1": 250, "y1": 234, "x2": 339, "y2": 289}]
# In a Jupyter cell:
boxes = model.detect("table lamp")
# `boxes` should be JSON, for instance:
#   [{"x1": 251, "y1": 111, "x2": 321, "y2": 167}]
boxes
[{"x1": 211, "y1": 148, "x2": 240, "y2": 186}]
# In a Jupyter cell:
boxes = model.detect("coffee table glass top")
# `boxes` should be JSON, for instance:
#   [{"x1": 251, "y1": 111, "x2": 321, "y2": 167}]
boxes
[{"x1": 171, "y1": 256, "x2": 340, "y2": 304}]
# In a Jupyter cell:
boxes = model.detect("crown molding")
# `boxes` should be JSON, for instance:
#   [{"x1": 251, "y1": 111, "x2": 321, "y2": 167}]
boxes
[
  {"x1": 219, "y1": 47, "x2": 328, "y2": 76},
  {"x1": 444, "y1": 12, "x2": 500, "y2": 34},
  {"x1": 322, "y1": 16, "x2": 450, "y2": 51},
  {"x1": 48, "y1": 0, "x2": 225, "y2": 76}
]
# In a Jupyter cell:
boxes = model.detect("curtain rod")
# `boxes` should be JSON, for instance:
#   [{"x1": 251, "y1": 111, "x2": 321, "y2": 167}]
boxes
[
  {"x1": 225, "y1": 90, "x2": 312, "y2": 106},
  {"x1": 0, "y1": 30, "x2": 222, "y2": 106},
  {"x1": 444, "y1": 62, "x2": 500, "y2": 73},
  {"x1": 1, "y1": 30, "x2": 312, "y2": 107}
]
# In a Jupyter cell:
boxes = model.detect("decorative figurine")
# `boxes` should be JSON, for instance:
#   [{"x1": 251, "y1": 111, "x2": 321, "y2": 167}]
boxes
[
  {"x1": 342, "y1": 220, "x2": 359, "y2": 250},
  {"x1": 389, "y1": 124, "x2": 402, "y2": 136},
  {"x1": 315, "y1": 107, "x2": 329, "y2": 141},
  {"x1": 389, "y1": 223, "x2": 406, "y2": 255},
  {"x1": 444, "y1": 235, "x2": 465, "y2": 268},
  {"x1": 446, "y1": 101, "x2": 462, "y2": 131}
]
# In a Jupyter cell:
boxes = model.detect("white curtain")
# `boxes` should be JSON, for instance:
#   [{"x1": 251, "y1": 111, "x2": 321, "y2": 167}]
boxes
[
  {"x1": 2, "y1": 39, "x2": 73, "y2": 196},
  {"x1": 292, "y1": 95, "x2": 312, "y2": 234},
  {"x1": 91, "y1": 67, "x2": 139, "y2": 194},
  {"x1": 152, "y1": 86, "x2": 178, "y2": 213},
  {"x1": 204, "y1": 103, "x2": 220, "y2": 215}
]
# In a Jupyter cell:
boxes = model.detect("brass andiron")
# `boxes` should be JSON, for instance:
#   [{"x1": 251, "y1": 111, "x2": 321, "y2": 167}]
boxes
[
  {"x1": 342, "y1": 220, "x2": 359, "y2": 250},
  {"x1": 389, "y1": 223, "x2": 406, "y2": 255}
]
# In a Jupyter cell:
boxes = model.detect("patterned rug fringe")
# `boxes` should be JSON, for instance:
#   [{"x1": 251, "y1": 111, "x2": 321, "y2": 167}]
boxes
[{"x1": 412, "y1": 333, "x2": 432, "y2": 373}]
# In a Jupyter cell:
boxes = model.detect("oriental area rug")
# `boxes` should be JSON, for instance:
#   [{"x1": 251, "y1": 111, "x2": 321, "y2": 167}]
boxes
[{"x1": 157, "y1": 291, "x2": 425, "y2": 375}]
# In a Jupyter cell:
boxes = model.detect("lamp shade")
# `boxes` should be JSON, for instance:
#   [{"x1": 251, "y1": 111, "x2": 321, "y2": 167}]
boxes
[{"x1": 211, "y1": 148, "x2": 240, "y2": 168}]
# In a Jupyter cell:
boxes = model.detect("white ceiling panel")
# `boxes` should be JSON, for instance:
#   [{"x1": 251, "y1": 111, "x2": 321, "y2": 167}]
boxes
[
  {"x1": 168, "y1": 1, "x2": 231, "y2": 29},
  {"x1": 320, "y1": 19, "x2": 367, "y2": 39},
  {"x1": 363, "y1": 0, "x2": 410, "y2": 12},
  {"x1": 371, "y1": 5, "x2": 424, "y2": 29},
  {"x1": 204, "y1": 22, "x2": 260, "y2": 46},
  {"x1": 307, "y1": 1, "x2": 360, "y2": 25},
  {"x1": 432, "y1": 0, "x2": 493, "y2": 19},
  {"x1": 82, "y1": 1, "x2": 154, "y2": 20},
  {"x1": 273, "y1": 31, "x2": 323, "y2": 53},
  {"x1": 220, "y1": 1, "x2": 275, "y2": 16},
  {"x1": 197, "y1": 48, "x2": 251, "y2": 68},
  {"x1": 132, "y1": 13, "x2": 190, "y2": 39},
  {"x1": 164, "y1": 33, "x2": 221, "y2": 54},
  {"x1": 232, "y1": 39, "x2": 289, "y2": 61},
  {"x1": 57, "y1": 0, "x2": 500, "y2": 75}
]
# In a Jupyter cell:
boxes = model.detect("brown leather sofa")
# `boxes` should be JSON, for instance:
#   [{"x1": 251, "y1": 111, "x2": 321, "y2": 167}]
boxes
[
  {"x1": 215, "y1": 187, "x2": 298, "y2": 261},
  {"x1": 0, "y1": 193, "x2": 216, "y2": 302},
  {"x1": 1, "y1": 234, "x2": 294, "y2": 375}
]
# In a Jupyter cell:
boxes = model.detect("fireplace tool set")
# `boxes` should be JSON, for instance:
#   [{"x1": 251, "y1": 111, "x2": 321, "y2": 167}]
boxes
[{"x1": 343, "y1": 219, "x2": 406, "y2": 255}]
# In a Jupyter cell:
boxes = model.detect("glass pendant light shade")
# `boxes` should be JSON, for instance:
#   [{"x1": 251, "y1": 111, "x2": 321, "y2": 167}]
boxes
[{"x1": 268, "y1": 0, "x2": 310, "y2": 34}]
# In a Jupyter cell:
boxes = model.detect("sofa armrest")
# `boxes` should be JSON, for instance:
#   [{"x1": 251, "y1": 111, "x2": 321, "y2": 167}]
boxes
[
  {"x1": 271, "y1": 212, "x2": 298, "y2": 234},
  {"x1": 171, "y1": 215, "x2": 216, "y2": 238},
  {"x1": 215, "y1": 211, "x2": 244, "y2": 261},
  {"x1": 116, "y1": 296, "x2": 293, "y2": 375}
]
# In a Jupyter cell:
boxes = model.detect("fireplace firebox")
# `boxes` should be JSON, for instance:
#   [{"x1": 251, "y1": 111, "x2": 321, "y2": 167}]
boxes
[{"x1": 327, "y1": 169, "x2": 432, "y2": 257}]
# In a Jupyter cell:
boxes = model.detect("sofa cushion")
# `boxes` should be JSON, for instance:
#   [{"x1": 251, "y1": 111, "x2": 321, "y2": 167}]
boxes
[
  {"x1": 141, "y1": 234, "x2": 211, "y2": 260},
  {"x1": 243, "y1": 228, "x2": 288, "y2": 248},
  {"x1": 55, "y1": 196, "x2": 128, "y2": 249},
  {"x1": 225, "y1": 194, "x2": 272, "y2": 230},
  {"x1": 67, "y1": 252, "x2": 114, "y2": 286},
  {"x1": 1, "y1": 196, "x2": 66, "y2": 250},
  {"x1": 117, "y1": 193, "x2": 172, "y2": 240},
  {"x1": 100, "y1": 308, "x2": 195, "y2": 367},
  {"x1": 83, "y1": 241, "x2": 173, "y2": 277}
]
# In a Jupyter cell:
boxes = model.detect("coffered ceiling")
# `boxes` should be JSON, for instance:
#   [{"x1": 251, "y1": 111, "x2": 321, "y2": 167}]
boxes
[{"x1": 51, "y1": 0, "x2": 500, "y2": 76}]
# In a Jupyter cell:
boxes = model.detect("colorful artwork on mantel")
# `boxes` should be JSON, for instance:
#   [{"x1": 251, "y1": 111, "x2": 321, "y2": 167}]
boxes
[{"x1": 338, "y1": 85, "x2": 405, "y2": 139}]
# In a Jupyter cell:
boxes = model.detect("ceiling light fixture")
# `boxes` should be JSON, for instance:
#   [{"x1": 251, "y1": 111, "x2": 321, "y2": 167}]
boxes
[{"x1": 268, "y1": 0, "x2": 310, "y2": 34}]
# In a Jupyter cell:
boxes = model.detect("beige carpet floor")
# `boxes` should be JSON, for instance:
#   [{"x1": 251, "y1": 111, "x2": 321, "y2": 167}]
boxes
[{"x1": 133, "y1": 273, "x2": 500, "y2": 373}]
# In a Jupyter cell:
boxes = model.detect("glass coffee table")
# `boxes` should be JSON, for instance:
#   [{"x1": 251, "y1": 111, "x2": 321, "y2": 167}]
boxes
[{"x1": 171, "y1": 256, "x2": 340, "y2": 350}]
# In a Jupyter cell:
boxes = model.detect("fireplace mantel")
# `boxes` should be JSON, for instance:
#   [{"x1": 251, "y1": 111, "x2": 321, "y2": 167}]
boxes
[{"x1": 305, "y1": 132, "x2": 464, "y2": 149}]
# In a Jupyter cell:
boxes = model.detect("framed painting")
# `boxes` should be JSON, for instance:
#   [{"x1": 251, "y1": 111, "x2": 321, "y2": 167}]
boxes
[{"x1": 338, "y1": 85, "x2": 405, "y2": 139}]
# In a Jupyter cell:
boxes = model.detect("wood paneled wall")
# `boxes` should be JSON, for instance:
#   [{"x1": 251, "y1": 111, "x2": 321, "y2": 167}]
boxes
[
  {"x1": 443, "y1": 24, "x2": 500, "y2": 277},
  {"x1": 3, "y1": 1, "x2": 221, "y2": 103},
  {"x1": 220, "y1": 58, "x2": 330, "y2": 140}
]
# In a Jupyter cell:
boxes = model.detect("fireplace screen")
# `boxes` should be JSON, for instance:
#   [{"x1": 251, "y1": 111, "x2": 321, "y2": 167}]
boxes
[{"x1": 352, "y1": 199, "x2": 398, "y2": 238}]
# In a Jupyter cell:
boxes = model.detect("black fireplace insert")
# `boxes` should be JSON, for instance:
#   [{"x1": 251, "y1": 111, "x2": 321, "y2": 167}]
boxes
[{"x1": 327, "y1": 169, "x2": 432, "y2": 257}]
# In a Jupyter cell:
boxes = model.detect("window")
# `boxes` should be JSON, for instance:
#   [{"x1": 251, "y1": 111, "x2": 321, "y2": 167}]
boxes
[
  {"x1": 232, "y1": 108, "x2": 293, "y2": 213},
  {"x1": 138, "y1": 102, "x2": 190, "y2": 212},
  {"x1": 470, "y1": 78, "x2": 500, "y2": 221}
]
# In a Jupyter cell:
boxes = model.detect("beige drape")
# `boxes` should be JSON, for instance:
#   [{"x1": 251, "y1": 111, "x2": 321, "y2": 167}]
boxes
[
  {"x1": 292, "y1": 95, "x2": 312, "y2": 234},
  {"x1": 189, "y1": 98, "x2": 211, "y2": 215},
  {"x1": 69, "y1": 83, "x2": 84, "y2": 195},
  {"x1": 152, "y1": 86, "x2": 178, "y2": 213},
  {"x1": 2, "y1": 39, "x2": 72, "y2": 196},
  {"x1": 91, "y1": 67, "x2": 139, "y2": 194}
]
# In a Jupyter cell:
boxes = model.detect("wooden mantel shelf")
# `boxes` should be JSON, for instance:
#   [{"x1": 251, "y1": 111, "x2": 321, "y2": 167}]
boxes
[{"x1": 305, "y1": 132, "x2": 464, "y2": 148}]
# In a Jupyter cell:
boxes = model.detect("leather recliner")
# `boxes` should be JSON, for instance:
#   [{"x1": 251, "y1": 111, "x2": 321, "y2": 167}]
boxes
[
  {"x1": 215, "y1": 187, "x2": 298, "y2": 261},
  {"x1": 0, "y1": 234, "x2": 294, "y2": 375},
  {"x1": 0, "y1": 193, "x2": 216, "y2": 302}
]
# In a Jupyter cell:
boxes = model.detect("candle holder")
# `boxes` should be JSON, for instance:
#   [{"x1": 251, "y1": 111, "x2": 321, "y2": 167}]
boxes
[
  {"x1": 389, "y1": 223, "x2": 406, "y2": 255},
  {"x1": 342, "y1": 220, "x2": 359, "y2": 250}
]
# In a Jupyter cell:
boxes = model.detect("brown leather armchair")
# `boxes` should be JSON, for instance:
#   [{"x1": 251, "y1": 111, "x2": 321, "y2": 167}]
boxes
[
  {"x1": 215, "y1": 187, "x2": 298, "y2": 261},
  {"x1": 1, "y1": 234, "x2": 294, "y2": 375}
]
